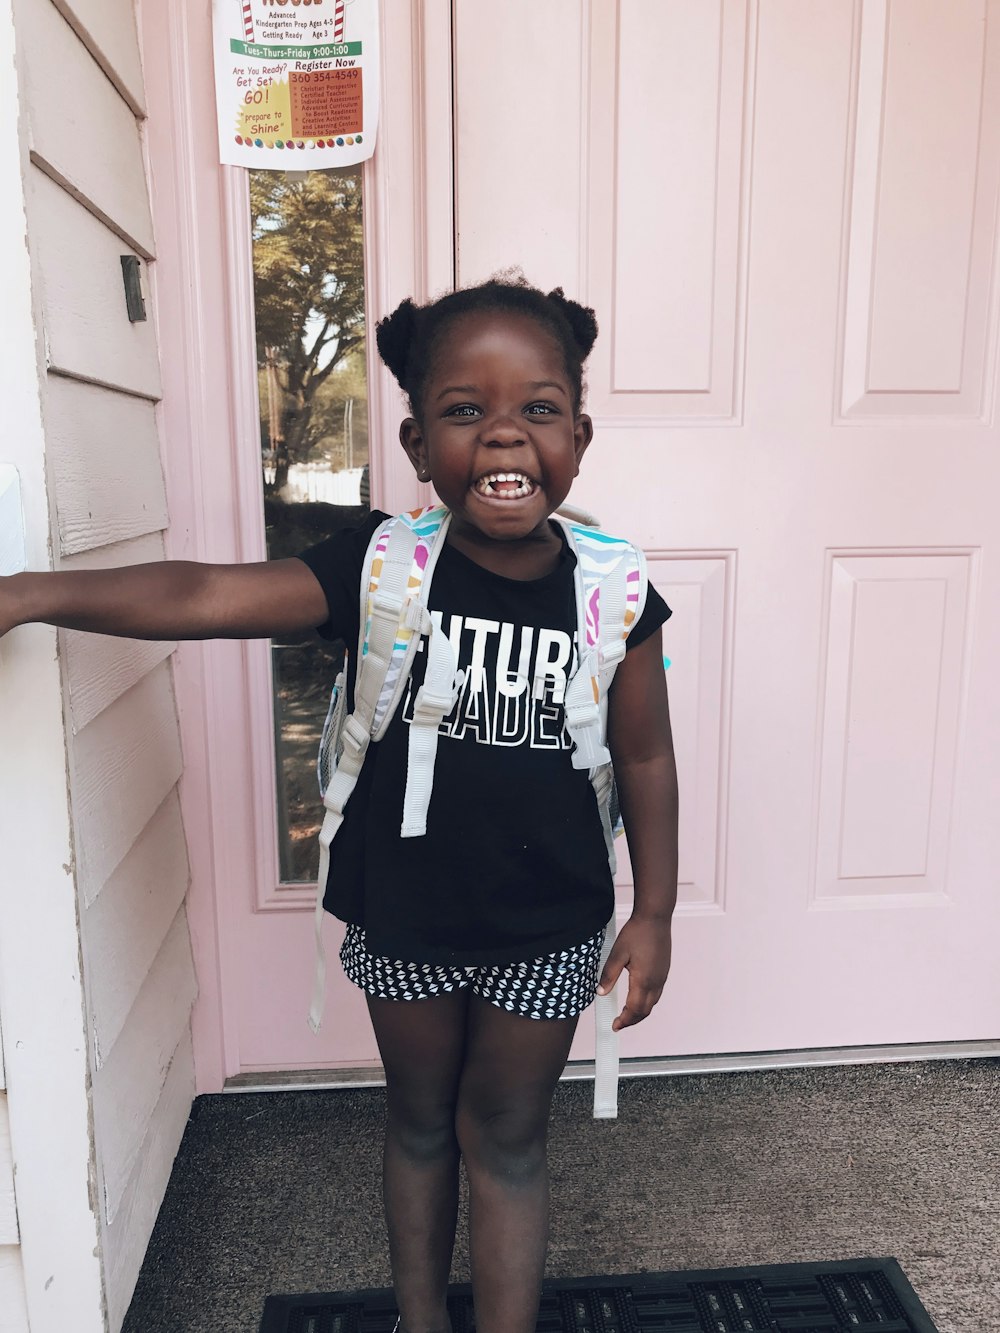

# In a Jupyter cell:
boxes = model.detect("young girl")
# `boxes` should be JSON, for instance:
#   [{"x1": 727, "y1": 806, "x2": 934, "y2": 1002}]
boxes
[{"x1": 0, "y1": 277, "x2": 678, "y2": 1333}]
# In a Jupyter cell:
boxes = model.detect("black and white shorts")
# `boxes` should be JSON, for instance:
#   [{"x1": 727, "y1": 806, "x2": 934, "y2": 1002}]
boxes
[{"x1": 340, "y1": 924, "x2": 606, "y2": 1020}]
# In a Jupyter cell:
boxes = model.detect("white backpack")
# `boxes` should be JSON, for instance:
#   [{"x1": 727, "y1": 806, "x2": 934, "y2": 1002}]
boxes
[{"x1": 308, "y1": 503, "x2": 647, "y2": 1118}]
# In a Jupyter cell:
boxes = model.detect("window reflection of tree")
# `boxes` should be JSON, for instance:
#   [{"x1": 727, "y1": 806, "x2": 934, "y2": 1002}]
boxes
[
  {"x1": 251, "y1": 168, "x2": 370, "y2": 883},
  {"x1": 252, "y1": 168, "x2": 366, "y2": 493}
]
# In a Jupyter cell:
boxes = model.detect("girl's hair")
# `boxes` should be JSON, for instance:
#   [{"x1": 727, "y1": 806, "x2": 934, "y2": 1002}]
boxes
[{"x1": 375, "y1": 273, "x2": 599, "y2": 419}]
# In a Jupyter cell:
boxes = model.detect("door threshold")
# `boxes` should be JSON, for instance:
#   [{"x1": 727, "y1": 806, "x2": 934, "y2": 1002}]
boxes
[{"x1": 224, "y1": 1037, "x2": 1000, "y2": 1093}]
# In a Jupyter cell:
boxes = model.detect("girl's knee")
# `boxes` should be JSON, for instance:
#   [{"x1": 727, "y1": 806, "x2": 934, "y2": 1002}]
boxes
[
  {"x1": 455, "y1": 1101, "x2": 549, "y2": 1182},
  {"x1": 386, "y1": 1098, "x2": 459, "y2": 1165}
]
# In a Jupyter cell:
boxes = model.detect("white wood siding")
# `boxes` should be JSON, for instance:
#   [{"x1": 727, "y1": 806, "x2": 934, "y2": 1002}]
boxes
[
  {"x1": 103, "y1": 1035, "x2": 194, "y2": 1333},
  {"x1": 19, "y1": 0, "x2": 153, "y2": 253},
  {"x1": 93, "y1": 911, "x2": 198, "y2": 1224},
  {"x1": 0, "y1": 1098, "x2": 18, "y2": 1245},
  {"x1": 0, "y1": 1245, "x2": 29, "y2": 1333},
  {"x1": 0, "y1": 2, "x2": 104, "y2": 1326},
  {"x1": 0, "y1": 1026, "x2": 24, "y2": 1333},
  {"x1": 50, "y1": 0, "x2": 145, "y2": 115},
  {"x1": 13, "y1": 1, "x2": 197, "y2": 1328},
  {"x1": 30, "y1": 168, "x2": 162, "y2": 399},
  {"x1": 86, "y1": 793, "x2": 190, "y2": 1066},
  {"x1": 46, "y1": 380, "x2": 168, "y2": 557},
  {"x1": 68, "y1": 661, "x2": 185, "y2": 901}
]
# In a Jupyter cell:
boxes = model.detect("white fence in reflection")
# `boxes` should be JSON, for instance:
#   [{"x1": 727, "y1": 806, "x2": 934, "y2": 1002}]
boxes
[{"x1": 263, "y1": 463, "x2": 365, "y2": 505}]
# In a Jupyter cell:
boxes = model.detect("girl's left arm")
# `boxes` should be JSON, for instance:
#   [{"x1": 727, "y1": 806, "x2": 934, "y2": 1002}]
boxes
[{"x1": 600, "y1": 628, "x2": 679, "y2": 1031}]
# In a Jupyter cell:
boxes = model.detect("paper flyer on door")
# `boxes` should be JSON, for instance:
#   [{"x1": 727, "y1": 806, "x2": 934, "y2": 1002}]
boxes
[{"x1": 212, "y1": 0, "x2": 379, "y2": 168}]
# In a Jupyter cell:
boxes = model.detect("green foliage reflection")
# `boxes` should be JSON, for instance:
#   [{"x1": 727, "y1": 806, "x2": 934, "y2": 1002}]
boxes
[{"x1": 250, "y1": 169, "x2": 366, "y2": 494}]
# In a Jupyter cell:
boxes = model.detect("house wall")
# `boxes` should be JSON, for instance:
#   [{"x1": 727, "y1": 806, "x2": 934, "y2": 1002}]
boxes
[
  {"x1": 7, "y1": 0, "x2": 198, "y2": 1327},
  {"x1": 1, "y1": 1042, "x2": 29, "y2": 1332},
  {"x1": 0, "y1": 2, "x2": 103, "y2": 1327},
  {"x1": 0, "y1": 5, "x2": 29, "y2": 1313}
]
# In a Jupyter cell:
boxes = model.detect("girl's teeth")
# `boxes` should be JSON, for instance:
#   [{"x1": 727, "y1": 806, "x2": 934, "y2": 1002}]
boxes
[{"x1": 477, "y1": 473, "x2": 532, "y2": 499}]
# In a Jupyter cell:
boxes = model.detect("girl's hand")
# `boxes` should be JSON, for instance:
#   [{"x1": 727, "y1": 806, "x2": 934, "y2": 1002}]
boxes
[{"x1": 596, "y1": 913, "x2": 672, "y2": 1031}]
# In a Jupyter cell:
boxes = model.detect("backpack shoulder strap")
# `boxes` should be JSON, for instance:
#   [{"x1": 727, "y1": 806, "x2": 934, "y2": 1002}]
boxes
[
  {"x1": 362, "y1": 505, "x2": 451, "y2": 740},
  {"x1": 557, "y1": 519, "x2": 647, "y2": 771},
  {"x1": 569, "y1": 522, "x2": 648, "y2": 654},
  {"x1": 396, "y1": 509, "x2": 465, "y2": 837},
  {"x1": 309, "y1": 505, "x2": 449, "y2": 1032}
]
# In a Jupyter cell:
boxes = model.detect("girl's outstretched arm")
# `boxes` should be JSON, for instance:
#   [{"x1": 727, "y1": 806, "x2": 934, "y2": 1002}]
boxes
[
  {"x1": 600, "y1": 629, "x2": 679, "y2": 1031},
  {"x1": 0, "y1": 558, "x2": 330, "y2": 643}
]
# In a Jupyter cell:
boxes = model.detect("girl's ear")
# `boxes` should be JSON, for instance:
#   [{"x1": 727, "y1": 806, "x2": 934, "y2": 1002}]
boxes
[
  {"x1": 573, "y1": 413, "x2": 594, "y2": 474},
  {"x1": 400, "y1": 418, "x2": 430, "y2": 481}
]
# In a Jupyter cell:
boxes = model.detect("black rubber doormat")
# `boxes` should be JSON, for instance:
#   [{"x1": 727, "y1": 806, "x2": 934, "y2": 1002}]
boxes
[{"x1": 259, "y1": 1257, "x2": 940, "y2": 1331}]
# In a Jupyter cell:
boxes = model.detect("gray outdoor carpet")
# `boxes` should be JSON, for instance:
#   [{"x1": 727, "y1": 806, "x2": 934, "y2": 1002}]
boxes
[{"x1": 122, "y1": 1059, "x2": 1000, "y2": 1333}]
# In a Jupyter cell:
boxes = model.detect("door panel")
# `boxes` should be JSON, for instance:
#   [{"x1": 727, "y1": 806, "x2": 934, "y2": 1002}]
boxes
[
  {"x1": 814, "y1": 551, "x2": 973, "y2": 900},
  {"x1": 841, "y1": 0, "x2": 1000, "y2": 414}
]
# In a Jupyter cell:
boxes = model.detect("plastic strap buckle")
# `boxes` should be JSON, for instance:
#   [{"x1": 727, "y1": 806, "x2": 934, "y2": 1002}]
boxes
[
  {"x1": 410, "y1": 672, "x2": 463, "y2": 728},
  {"x1": 340, "y1": 713, "x2": 370, "y2": 760},
  {"x1": 402, "y1": 598, "x2": 430, "y2": 632},
  {"x1": 564, "y1": 698, "x2": 601, "y2": 730},
  {"x1": 371, "y1": 589, "x2": 404, "y2": 621},
  {"x1": 599, "y1": 639, "x2": 627, "y2": 668},
  {"x1": 571, "y1": 731, "x2": 611, "y2": 771}
]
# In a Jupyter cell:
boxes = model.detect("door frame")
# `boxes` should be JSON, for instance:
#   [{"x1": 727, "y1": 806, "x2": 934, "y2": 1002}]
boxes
[{"x1": 141, "y1": 0, "x2": 454, "y2": 1091}]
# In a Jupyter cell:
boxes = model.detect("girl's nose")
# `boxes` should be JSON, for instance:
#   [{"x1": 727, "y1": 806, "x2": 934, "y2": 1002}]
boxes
[{"x1": 480, "y1": 413, "x2": 525, "y2": 446}]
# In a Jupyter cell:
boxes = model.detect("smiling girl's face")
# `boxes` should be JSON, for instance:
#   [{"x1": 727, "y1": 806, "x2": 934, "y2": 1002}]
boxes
[{"x1": 399, "y1": 309, "x2": 593, "y2": 557}]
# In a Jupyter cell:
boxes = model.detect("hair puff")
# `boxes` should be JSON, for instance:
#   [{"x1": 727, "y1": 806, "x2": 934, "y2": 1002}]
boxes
[
  {"x1": 374, "y1": 299, "x2": 421, "y2": 395},
  {"x1": 547, "y1": 288, "x2": 599, "y2": 359}
]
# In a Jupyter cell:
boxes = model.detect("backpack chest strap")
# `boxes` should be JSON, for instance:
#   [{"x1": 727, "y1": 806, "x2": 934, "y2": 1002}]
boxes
[{"x1": 400, "y1": 618, "x2": 464, "y2": 838}]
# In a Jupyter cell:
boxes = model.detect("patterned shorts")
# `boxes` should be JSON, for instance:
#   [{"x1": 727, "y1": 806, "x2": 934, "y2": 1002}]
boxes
[{"x1": 340, "y1": 924, "x2": 606, "y2": 1020}]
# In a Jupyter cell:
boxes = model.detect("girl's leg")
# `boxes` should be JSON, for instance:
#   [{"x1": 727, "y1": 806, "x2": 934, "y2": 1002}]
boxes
[
  {"x1": 367, "y1": 990, "x2": 469, "y2": 1333},
  {"x1": 454, "y1": 997, "x2": 579, "y2": 1333}
]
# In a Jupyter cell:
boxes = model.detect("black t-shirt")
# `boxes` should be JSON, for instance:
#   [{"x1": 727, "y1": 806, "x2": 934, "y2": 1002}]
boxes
[{"x1": 297, "y1": 510, "x2": 671, "y2": 965}]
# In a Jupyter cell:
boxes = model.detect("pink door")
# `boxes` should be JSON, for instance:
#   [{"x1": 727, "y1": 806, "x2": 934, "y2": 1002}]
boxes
[{"x1": 149, "y1": 1, "x2": 1000, "y2": 1088}]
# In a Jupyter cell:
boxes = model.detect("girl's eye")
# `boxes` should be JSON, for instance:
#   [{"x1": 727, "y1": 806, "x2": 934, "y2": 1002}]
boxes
[
  {"x1": 443, "y1": 404, "x2": 481, "y2": 418},
  {"x1": 525, "y1": 401, "x2": 558, "y2": 416}
]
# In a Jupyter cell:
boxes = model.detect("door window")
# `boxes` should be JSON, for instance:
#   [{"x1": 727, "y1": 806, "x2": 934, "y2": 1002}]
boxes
[{"x1": 250, "y1": 167, "x2": 369, "y2": 882}]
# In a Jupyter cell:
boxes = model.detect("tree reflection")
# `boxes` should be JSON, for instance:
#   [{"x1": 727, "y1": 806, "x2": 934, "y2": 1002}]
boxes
[
  {"x1": 251, "y1": 169, "x2": 366, "y2": 494},
  {"x1": 250, "y1": 167, "x2": 369, "y2": 882}
]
